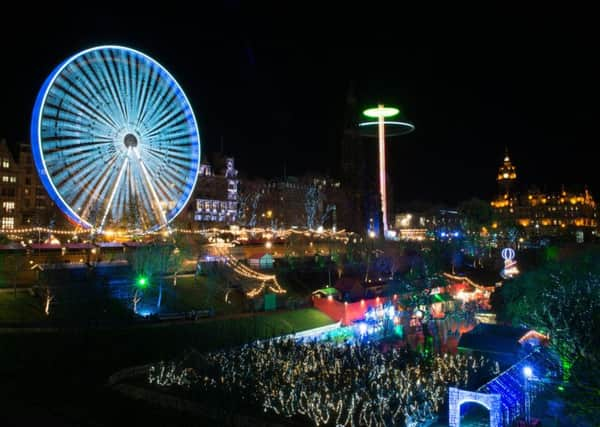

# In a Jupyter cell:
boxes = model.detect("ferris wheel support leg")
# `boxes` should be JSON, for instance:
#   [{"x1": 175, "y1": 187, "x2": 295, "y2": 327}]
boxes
[
  {"x1": 135, "y1": 147, "x2": 169, "y2": 229},
  {"x1": 99, "y1": 158, "x2": 129, "y2": 230}
]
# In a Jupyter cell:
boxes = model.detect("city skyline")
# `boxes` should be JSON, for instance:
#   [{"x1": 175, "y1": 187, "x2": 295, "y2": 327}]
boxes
[{"x1": 0, "y1": 8, "x2": 596, "y2": 205}]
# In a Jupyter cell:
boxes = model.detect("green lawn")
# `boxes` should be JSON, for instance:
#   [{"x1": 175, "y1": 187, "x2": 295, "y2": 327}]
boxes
[
  {"x1": 155, "y1": 275, "x2": 239, "y2": 314},
  {"x1": 0, "y1": 292, "x2": 46, "y2": 323},
  {"x1": 0, "y1": 307, "x2": 333, "y2": 376},
  {"x1": 0, "y1": 301, "x2": 332, "y2": 426}
]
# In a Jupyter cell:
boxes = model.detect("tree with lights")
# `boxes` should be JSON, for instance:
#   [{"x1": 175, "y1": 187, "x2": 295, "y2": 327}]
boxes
[
  {"x1": 304, "y1": 185, "x2": 319, "y2": 230},
  {"x1": 497, "y1": 250, "x2": 600, "y2": 420},
  {"x1": 127, "y1": 243, "x2": 175, "y2": 313}
]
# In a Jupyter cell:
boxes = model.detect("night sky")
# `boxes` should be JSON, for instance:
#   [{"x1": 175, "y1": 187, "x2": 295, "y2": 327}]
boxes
[{"x1": 1, "y1": 6, "x2": 597, "y2": 206}]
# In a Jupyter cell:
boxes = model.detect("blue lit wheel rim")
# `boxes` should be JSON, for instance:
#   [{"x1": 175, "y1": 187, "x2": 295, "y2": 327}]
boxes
[{"x1": 31, "y1": 45, "x2": 200, "y2": 232}]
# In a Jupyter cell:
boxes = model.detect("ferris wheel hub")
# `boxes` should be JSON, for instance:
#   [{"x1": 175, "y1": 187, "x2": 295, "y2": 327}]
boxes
[{"x1": 123, "y1": 133, "x2": 138, "y2": 148}]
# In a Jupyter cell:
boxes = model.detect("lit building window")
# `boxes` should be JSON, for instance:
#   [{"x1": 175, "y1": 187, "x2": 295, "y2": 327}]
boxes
[
  {"x1": 2, "y1": 201, "x2": 15, "y2": 213},
  {"x1": 9, "y1": 176, "x2": 16, "y2": 183},
  {"x1": 1, "y1": 217, "x2": 14, "y2": 229},
  {"x1": 2, "y1": 159, "x2": 9, "y2": 168},
  {"x1": 1, "y1": 176, "x2": 8, "y2": 182}
]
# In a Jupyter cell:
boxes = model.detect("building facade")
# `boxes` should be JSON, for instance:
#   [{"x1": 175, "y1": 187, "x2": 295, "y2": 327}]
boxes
[
  {"x1": 247, "y1": 175, "x2": 343, "y2": 230},
  {"x1": 490, "y1": 151, "x2": 597, "y2": 239},
  {"x1": 0, "y1": 140, "x2": 57, "y2": 231},
  {"x1": 193, "y1": 157, "x2": 239, "y2": 224}
]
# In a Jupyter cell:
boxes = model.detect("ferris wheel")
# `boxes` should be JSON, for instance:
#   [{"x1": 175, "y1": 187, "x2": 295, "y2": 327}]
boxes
[{"x1": 31, "y1": 45, "x2": 201, "y2": 232}]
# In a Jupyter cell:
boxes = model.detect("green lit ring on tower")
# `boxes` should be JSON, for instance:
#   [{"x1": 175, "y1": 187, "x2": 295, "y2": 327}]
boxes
[{"x1": 362, "y1": 106, "x2": 400, "y2": 118}]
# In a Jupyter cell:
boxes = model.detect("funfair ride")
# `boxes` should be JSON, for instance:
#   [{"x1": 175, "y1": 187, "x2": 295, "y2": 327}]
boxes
[
  {"x1": 360, "y1": 105, "x2": 414, "y2": 238},
  {"x1": 31, "y1": 45, "x2": 201, "y2": 233}
]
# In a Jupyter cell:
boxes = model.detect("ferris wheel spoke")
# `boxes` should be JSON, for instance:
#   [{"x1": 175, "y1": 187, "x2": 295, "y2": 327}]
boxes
[
  {"x1": 46, "y1": 151, "x2": 106, "y2": 179},
  {"x1": 131, "y1": 59, "x2": 153, "y2": 130},
  {"x1": 57, "y1": 70, "x2": 122, "y2": 132},
  {"x1": 131, "y1": 64, "x2": 157, "y2": 130},
  {"x1": 142, "y1": 149, "x2": 189, "y2": 188},
  {"x1": 114, "y1": 49, "x2": 132, "y2": 124},
  {"x1": 117, "y1": 49, "x2": 136, "y2": 126},
  {"x1": 143, "y1": 112, "x2": 193, "y2": 138},
  {"x1": 103, "y1": 50, "x2": 130, "y2": 125},
  {"x1": 142, "y1": 145, "x2": 194, "y2": 164},
  {"x1": 53, "y1": 69, "x2": 119, "y2": 129},
  {"x1": 76, "y1": 59, "x2": 126, "y2": 129},
  {"x1": 134, "y1": 68, "x2": 175, "y2": 125},
  {"x1": 141, "y1": 152, "x2": 194, "y2": 187},
  {"x1": 99, "y1": 157, "x2": 129, "y2": 230},
  {"x1": 136, "y1": 69, "x2": 171, "y2": 128},
  {"x1": 63, "y1": 60, "x2": 115, "y2": 121},
  {"x1": 45, "y1": 84, "x2": 120, "y2": 134},
  {"x1": 144, "y1": 129, "x2": 194, "y2": 147},
  {"x1": 130, "y1": 160, "x2": 161, "y2": 227},
  {"x1": 139, "y1": 151, "x2": 186, "y2": 188},
  {"x1": 134, "y1": 68, "x2": 161, "y2": 126},
  {"x1": 140, "y1": 91, "x2": 180, "y2": 133},
  {"x1": 141, "y1": 102, "x2": 186, "y2": 137},
  {"x1": 77, "y1": 155, "x2": 121, "y2": 222},
  {"x1": 132, "y1": 147, "x2": 168, "y2": 226},
  {"x1": 43, "y1": 109, "x2": 116, "y2": 141},
  {"x1": 43, "y1": 140, "x2": 114, "y2": 164},
  {"x1": 45, "y1": 98, "x2": 117, "y2": 137},
  {"x1": 123, "y1": 50, "x2": 137, "y2": 126},
  {"x1": 88, "y1": 50, "x2": 127, "y2": 126},
  {"x1": 51, "y1": 153, "x2": 110, "y2": 201}
]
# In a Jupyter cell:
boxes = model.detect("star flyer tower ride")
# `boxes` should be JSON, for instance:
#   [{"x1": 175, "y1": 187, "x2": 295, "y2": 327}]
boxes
[
  {"x1": 359, "y1": 105, "x2": 414, "y2": 238},
  {"x1": 31, "y1": 45, "x2": 201, "y2": 233}
]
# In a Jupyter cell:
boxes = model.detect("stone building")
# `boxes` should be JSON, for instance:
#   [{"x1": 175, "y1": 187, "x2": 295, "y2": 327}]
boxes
[
  {"x1": 0, "y1": 139, "x2": 58, "y2": 231},
  {"x1": 490, "y1": 150, "x2": 597, "y2": 239}
]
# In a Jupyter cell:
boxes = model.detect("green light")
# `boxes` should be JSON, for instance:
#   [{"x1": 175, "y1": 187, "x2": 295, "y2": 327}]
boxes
[
  {"x1": 558, "y1": 385, "x2": 565, "y2": 391},
  {"x1": 363, "y1": 106, "x2": 400, "y2": 118},
  {"x1": 136, "y1": 276, "x2": 148, "y2": 288}
]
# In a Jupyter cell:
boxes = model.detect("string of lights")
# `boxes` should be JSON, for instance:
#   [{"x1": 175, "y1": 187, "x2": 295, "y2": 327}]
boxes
[
  {"x1": 214, "y1": 246, "x2": 286, "y2": 297},
  {"x1": 443, "y1": 272, "x2": 495, "y2": 291},
  {"x1": 0, "y1": 226, "x2": 355, "y2": 243}
]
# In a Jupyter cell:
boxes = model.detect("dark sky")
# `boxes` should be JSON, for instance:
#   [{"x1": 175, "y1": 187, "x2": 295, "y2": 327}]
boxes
[{"x1": 1, "y1": 6, "x2": 597, "y2": 206}]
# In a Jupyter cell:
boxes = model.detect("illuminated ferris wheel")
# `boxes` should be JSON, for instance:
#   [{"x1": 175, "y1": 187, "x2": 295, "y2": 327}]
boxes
[{"x1": 31, "y1": 45, "x2": 200, "y2": 232}]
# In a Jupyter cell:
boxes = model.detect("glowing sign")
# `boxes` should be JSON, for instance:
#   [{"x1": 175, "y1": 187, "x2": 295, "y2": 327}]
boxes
[{"x1": 501, "y1": 247, "x2": 515, "y2": 261}]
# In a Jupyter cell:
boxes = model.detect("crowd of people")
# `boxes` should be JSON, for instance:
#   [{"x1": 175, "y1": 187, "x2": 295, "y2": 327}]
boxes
[{"x1": 148, "y1": 338, "x2": 499, "y2": 426}]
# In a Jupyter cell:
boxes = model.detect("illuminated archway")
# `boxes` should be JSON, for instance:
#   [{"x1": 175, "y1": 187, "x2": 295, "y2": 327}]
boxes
[{"x1": 449, "y1": 387, "x2": 502, "y2": 427}]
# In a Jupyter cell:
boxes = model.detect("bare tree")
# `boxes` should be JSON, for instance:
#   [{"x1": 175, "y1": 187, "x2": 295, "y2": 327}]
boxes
[
  {"x1": 44, "y1": 288, "x2": 54, "y2": 316},
  {"x1": 247, "y1": 192, "x2": 261, "y2": 227},
  {"x1": 319, "y1": 203, "x2": 335, "y2": 228},
  {"x1": 305, "y1": 185, "x2": 319, "y2": 229}
]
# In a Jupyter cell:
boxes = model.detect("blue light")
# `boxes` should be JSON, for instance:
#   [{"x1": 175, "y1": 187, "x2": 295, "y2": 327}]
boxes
[
  {"x1": 31, "y1": 45, "x2": 201, "y2": 231},
  {"x1": 387, "y1": 306, "x2": 395, "y2": 318},
  {"x1": 137, "y1": 309, "x2": 154, "y2": 317},
  {"x1": 441, "y1": 232, "x2": 447, "y2": 237},
  {"x1": 523, "y1": 366, "x2": 533, "y2": 378},
  {"x1": 358, "y1": 322, "x2": 367, "y2": 335},
  {"x1": 453, "y1": 231, "x2": 459, "y2": 237}
]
